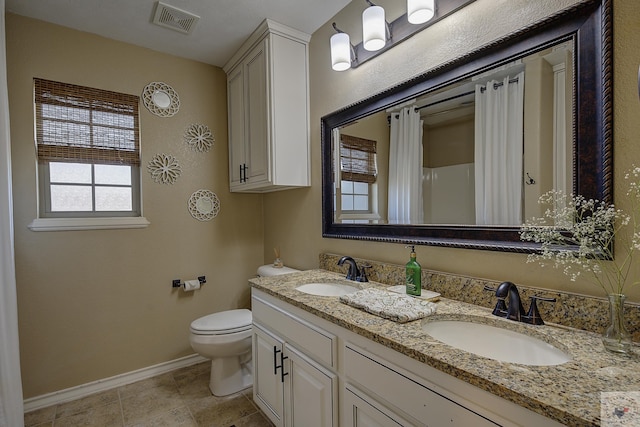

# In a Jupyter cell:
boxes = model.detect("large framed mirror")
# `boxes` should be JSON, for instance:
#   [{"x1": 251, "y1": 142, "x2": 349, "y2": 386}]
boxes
[{"x1": 321, "y1": 0, "x2": 612, "y2": 253}]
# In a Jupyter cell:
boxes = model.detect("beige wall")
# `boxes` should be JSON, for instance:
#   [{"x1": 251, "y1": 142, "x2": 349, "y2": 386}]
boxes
[
  {"x1": 263, "y1": 0, "x2": 640, "y2": 302},
  {"x1": 425, "y1": 116, "x2": 474, "y2": 168},
  {"x1": 7, "y1": 14, "x2": 264, "y2": 398}
]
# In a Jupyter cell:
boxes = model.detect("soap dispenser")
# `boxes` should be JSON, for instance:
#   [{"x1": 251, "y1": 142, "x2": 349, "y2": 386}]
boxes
[{"x1": 405, "y1": 245, "x2": 421, "y2": 296}]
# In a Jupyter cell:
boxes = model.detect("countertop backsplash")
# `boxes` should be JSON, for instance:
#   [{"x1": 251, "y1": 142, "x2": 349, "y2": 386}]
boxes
[{"x1": 319, "y1": 253, "x2": 640, "y2": 343}]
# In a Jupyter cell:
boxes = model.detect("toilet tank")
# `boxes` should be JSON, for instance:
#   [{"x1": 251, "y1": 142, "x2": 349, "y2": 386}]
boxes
[{"x1": 257, "y1": 264, "x2": 299, "y2": 277}]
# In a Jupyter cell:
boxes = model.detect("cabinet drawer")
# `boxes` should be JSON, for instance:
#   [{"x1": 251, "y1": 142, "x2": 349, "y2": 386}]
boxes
[
  {"x1": 252, "y1": 295, "x2": 336, "y2": 367},
  {"x1": 344, "y1": 344, "x2": 498, "y2": 426}
]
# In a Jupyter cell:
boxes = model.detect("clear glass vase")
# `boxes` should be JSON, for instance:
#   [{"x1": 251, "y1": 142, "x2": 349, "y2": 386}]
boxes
[{"x1": 602, "y1": 294, "x2": 633, "y2": 354}]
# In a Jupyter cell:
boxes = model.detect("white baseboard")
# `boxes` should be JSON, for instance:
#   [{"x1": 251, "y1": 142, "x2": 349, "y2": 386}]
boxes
[{"x1": 23, "y1": 354, "x2": 208, "y2": 413}]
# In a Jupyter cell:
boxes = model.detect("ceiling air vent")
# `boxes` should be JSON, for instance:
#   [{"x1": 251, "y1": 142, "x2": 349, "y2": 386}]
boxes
[{"x1": 152, "y1": 2, "x2": 200, "y2": 34}]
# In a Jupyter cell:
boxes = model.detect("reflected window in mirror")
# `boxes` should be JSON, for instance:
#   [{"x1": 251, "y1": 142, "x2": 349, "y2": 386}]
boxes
[{"x1": 335, "y1": 134, "x2": 381, "y2": 224}]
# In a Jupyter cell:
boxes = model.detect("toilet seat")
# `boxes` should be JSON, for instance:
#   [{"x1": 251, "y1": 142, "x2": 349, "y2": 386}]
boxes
[{"x1": 190, "y1": 309, "x2": 252, "y2": 335}]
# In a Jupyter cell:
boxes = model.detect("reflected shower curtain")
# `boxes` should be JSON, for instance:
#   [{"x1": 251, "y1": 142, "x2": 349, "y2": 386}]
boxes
[
  {"x1": 388, "y1": 107, "x2": 424, "y2": 224},
  {"x1": 474, "y1": 72, "x2": 525, "y2": 225},
  {"x1": 0, "y1": 1, "x2": 25, "y2": 425}
]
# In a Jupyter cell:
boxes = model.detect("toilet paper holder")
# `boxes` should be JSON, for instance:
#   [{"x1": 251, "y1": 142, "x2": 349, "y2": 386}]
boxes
[{"x1": 172, "y1": 276, "x2": 207, "y2": 288}]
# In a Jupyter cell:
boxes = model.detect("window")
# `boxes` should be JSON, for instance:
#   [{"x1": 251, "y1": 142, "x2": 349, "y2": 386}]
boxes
[
  {"x1": 34, "y1": 78, "x2": 141, "y2": 219},
  {"x1": 337, "y1": 134, "x2": 379, "y2": 223}
]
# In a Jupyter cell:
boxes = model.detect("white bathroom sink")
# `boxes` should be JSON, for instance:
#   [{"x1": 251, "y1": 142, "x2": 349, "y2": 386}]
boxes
[
  {"x1": 295, "y1": 282, "x2": 360, "y2": 297},
  {"x1": 422, "y1": 320, "x2": 571, "y2": 366}
]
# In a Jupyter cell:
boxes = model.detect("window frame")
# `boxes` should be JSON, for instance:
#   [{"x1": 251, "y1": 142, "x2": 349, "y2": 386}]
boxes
[
  {"x1": 31, "y1": 78, "x2": 147, "y2": 231},
  {"x1": 38, "y1": 161, "x2": 141, "y2": 218}
]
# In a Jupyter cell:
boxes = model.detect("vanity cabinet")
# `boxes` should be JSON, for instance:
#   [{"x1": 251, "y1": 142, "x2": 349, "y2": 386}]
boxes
[
  {"x1": 343, "y1": 343, "x2": 500, "y2": 426},
  {"x1": 251, "y1": 288, "x2": 566, "y2": 427},
  {"x1": 343, "y1": 383, "x2": 414, "y2": 427},
  {"x1": 252, "y1": 294, "x2": 338, "y2": 427},
  {"x1": 224, "y1": 19, "x2": 310, "y2": 193}
]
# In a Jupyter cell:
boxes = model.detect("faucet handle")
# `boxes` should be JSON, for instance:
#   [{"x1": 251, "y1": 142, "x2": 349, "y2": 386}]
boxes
[
  {"x1": 524, "y1": 296, "x2": 556, "y2": 325},
  {"x1": 484, "y1": 285, "x2": 507, "y2": 317},
  {"x1": 357, "y1": 264, "x2": 371, "y2": 282}
]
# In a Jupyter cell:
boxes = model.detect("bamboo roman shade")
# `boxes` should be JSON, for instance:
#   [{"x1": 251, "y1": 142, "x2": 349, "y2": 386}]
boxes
[
  {"x1": 34, "y1": 78, "x2": 140, "y2": 166},
  {"x1": 340, "y1": 134, "x2": 377, "y2": 184}
]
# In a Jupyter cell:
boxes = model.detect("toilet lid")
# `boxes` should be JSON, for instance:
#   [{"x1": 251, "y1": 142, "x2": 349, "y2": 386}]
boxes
[
  {"x1": 190, "y1": 309, "x2": 252, "y2": 335},
  {"x1": 257, "y1": 264, "x2": 299, "y2": 277}
]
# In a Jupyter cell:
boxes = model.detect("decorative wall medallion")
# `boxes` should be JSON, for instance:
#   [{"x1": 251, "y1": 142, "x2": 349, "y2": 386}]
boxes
[
  {"x1": 147, "y1": 153, "x2": 182, "y2": 184},
  {"x1": 142, "y1": 82, "x2": 180, "y2": 117},
  {"x1": 185, "y1": 124, "x2": 214, "y2": 152},
  {"x1": 188, "y1": 189, "x2": 220, "y2": 221}
]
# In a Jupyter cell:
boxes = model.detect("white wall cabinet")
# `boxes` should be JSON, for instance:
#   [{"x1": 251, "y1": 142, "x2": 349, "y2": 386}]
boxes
[
  {"x1": 224, "y1": 19, "x2": 310, "y2": 193},
  {"x1": 252, "y1": 295, "x2": 338, "y2": 427}
]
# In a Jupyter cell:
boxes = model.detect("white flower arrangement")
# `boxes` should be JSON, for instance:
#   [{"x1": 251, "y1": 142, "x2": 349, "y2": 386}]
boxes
[{"x1": 520, "y1": 166, "x2": 640, "y2": 296}]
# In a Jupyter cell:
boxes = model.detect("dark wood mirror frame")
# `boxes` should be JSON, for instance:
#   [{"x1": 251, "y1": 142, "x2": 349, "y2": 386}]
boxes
[{"x1": 321, "y1": 0, "x2": 612, "y2": 253}]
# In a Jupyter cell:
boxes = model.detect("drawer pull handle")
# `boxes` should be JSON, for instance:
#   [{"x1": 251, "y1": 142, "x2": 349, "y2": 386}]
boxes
[
  {"x1": 273, "y1": 346, "x2": 280, "y2": 375},
  {"x1": 279, "y1": 352, "x2": 289, "y2": 383},
  {"x1": 274, "y1": 347, "x2": 289, "y2": 382}
]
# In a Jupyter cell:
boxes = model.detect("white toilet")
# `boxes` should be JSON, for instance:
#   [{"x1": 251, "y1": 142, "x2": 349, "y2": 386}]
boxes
[{"x1": 189, "y1": 264, "x2": 298, "y2": 396}]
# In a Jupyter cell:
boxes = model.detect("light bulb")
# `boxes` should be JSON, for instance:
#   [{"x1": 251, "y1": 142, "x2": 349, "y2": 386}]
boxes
[
  {"x1": 362, "y1": 5, "x2": 386, "y2": 51},
  {"x1": 331, "y1": 32, "x2": 352, "y2": 71},
  {"x1": 407, "y1": 0, "x2": 435, "y2": 25}
]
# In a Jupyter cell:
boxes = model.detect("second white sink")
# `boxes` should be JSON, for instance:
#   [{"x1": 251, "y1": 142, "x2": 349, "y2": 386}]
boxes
[
  {"x1": 422, "y1": 320, "x2": 571, "y2": 366},
  {"x1": 296, "y1": 282, "x2": 359, "y2": 297}
]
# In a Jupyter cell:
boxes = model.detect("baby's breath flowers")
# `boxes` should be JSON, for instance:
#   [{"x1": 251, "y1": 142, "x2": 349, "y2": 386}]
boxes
[{"x1": 520, "y1": 166, "x2": 640, "y2": 296}]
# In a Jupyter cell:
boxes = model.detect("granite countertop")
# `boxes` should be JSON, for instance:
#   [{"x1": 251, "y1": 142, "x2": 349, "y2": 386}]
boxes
[{"x1": 249, "y1": 269, "x2": 640, "y2": 427}]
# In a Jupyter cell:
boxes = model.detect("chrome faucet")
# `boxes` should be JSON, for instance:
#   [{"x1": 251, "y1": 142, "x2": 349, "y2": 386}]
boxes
[
  {"x1": 485, "y1": 282, "x2": 556, "y2": 325},
  {"x1": 337, "y1": 256, "x2": 368, "y2": 282}
]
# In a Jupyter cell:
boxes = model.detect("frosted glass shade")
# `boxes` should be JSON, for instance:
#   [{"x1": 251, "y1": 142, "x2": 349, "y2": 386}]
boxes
[
  {"x1": 362, "y1": 5, "x2": 386, "y2": 51},
  {"x1": 331, "y1": 32, "x2": 352, "y2": 71},
  {"x1": 407, "y1": 0, "x2": 435, "y2": 24}
]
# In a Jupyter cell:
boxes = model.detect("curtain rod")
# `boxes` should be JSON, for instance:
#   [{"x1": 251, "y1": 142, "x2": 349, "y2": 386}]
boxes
[
  {"x1": 389, "y1": 77, "x2": 521, "y2": 121},
  {"x1": 414, "y1": 77, "x2": 520, "y2": 112}
]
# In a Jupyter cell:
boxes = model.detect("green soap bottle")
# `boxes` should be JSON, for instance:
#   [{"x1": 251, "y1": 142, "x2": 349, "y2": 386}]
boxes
[{"x1": 405, "y1": 245, "x2": 421, "y2": 296}]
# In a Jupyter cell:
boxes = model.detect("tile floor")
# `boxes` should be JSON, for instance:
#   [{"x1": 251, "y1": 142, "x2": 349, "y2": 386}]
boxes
[{"x1": 24, "y1": 362, "x2": 274, "y2": 427}]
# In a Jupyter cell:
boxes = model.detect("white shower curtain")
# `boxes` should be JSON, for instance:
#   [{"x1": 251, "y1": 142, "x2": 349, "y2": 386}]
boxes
[
  {"x1": 0, "y1": 1, "x2": 25, "y2": 425},
  {"x1": 474, "y1": 72, "x2": 525, "y2": 225},
  {"x1": 388, "y1": 107, "x2": 424, "y2": 224}
]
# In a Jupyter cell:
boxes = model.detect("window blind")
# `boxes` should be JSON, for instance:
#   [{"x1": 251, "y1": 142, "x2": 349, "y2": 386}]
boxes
[
  {"x1": 34, "y1": 78, "x2": 140, "y2": 166},
  {"x1": 340, "y1": 134, "x2": 377, "y2": 184}
]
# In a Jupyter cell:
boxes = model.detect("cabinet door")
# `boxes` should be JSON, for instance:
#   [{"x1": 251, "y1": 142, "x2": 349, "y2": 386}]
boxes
[
  {"x1": 253, "y1": 325, "x2": 284, "y2": 427},
  {"x1": 343, "y1": 385, "x2": 411, "y2": 427},
  {"x1": 243, "y1": 39, "x2": 269, "y2": 185},
  {"x1": 284, "y1": 344, "x2": 337, "y2": 427},
  {"x1": 227, "y1": 64, "x2": 245, "y2": 189}
]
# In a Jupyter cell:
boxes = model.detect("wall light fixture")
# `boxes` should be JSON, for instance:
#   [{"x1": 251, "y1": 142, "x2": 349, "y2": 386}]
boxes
[
  {"x1": 362, "y1": 1, "x2": 390, "y2": 51},
  {"x1": 407, "y1": 0, "x2": 435, "y2": 24},
  {"x1": 330, "y1": 0, "x2": 475, "y2": 71},
  {"x1": 330, "y1": 23, "x2": 355, "y2": 71}
]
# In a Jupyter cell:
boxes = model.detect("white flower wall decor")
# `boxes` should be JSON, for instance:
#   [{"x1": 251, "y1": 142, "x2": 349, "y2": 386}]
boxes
[
  {"x1": 185, "y1": 124, "x2": 214, "y2": 152},
  {"x1": 147, "y1": 153, "x2": 182, "y2": 184},
  {"x1": 188, "y1": 189, "x2": 220, "y2": 221},
  {"x1": 142, "y1": 82, "x2": 180, "y2": 117}
]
